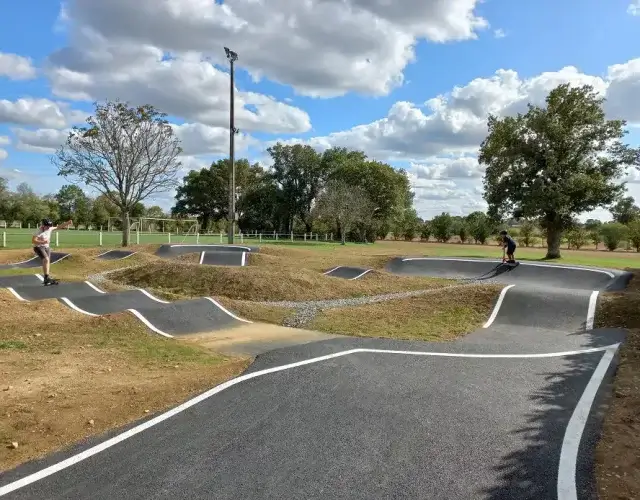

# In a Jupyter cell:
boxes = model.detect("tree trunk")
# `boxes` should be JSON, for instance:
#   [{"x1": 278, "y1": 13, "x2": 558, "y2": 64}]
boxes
[
  {"x1": 545, "y1": 225, "x2": 562, "y2": 259},
  {"x1": 121, "y1": 210, "x2": 130, "y2": 247}
]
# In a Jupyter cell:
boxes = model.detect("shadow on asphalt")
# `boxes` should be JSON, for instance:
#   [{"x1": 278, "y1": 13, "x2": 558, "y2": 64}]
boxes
[{"x1": 480, "y1": 328, "x2": 624, "y2": 500}]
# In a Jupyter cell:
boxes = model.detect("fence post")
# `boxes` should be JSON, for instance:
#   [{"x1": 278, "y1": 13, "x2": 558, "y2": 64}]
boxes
[
  {"x1": 290, "y1": 232, "x2": 293, "y2": 242},
  {"x1": 1, "y1": 231, "x2": 5, "y2": 247},
  {"x1": 240, "y1": 233, "x2": 244, "y2": 244},
  {"x1": 136, "y1": 230, "x2": 140, "y2": 245},
  {"x1": 196, "y1": 233, "x2": 200, "y2": 244},
  {"x1": 220, "y1": 232, "x2": 223, "y2": 243},
  {"x1": 168, "y1": 232, "x2": 171, "y2": 243},
  {"x1": 55, "y1": 232, "x2": 59, "y2": 247},
  {"x1": 304, "y1": 233, "x2": 307, "y2": 242},
  {"x1": 316, "y1": 233, "x2": 318, "y2": 241},
  {"x1": 99, "y1": 231, "x2": 103, "y2": 246},
  {"x1": 259, "y1": 233, "x2": 262, "y2": 243}
]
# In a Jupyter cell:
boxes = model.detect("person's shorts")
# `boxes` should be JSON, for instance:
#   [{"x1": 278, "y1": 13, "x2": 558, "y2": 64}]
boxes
[
  {"x1": 33, "y1": 246, "x2": 51, "y2": 260},
  {"x1": 506, "y1": 244, "x2": 516, "y2": 255}
]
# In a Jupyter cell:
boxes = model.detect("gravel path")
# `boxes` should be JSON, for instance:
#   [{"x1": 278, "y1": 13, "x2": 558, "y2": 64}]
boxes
[{"x1": 87, "y1": 267, "x2": 500, "y2": 328}]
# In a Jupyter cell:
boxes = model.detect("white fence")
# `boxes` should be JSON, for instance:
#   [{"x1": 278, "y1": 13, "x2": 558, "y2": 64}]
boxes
[{"x1": 0, "y1": 230, "x2": 335, "y2": 248}]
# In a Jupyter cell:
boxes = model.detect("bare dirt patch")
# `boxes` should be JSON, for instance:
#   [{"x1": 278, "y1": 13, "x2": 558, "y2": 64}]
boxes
[
  {"x1": 0, "y1": 290, "x2": 248, "y2": 472},
  {"x1": 308, "y1": 284, "x2": 503, "y2": 341},
  {"x1": 594, "y1": 269, "x2": 640, "y2": 500}
]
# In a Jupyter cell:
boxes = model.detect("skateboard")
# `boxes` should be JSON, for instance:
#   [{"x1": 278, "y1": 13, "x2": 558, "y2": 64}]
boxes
[{"x1": 43, "y1": 278, "x2": 60, "y2": 286}]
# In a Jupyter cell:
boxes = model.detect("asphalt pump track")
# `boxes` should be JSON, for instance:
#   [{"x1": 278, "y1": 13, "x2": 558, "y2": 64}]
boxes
[
  {"x1": 0, "y1": 274, "x2": 250, "y2": 337},
  {"x1": 0, "y1": 257, "x2": 632, "y2": 500}
]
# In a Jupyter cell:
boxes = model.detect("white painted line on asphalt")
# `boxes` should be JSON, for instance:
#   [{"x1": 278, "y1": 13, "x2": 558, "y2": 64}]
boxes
[
  {"x1": 557, "y1": 345, "x2": 619, "y2": 500},
  {"x1": 323, "y1": 266, "x2": 341, "y2": 275},
  {"x1": 586, "y1": 291, "x2": 598, "y2": 330},
  {"x1": 199, "y1": 251, "x2": 205, "y2": 265},
  {"x1": 35, "y1": 274, "x2": 44, "y2": 281},
  {"x1": 349, "y1": 269, "x2": 372, "y2": 280},
  {"x1": 95, "y1": 250, "x2": 111, "y2": 257},
  {"x1": 96, "y1": 250, "x2": 137, "y2": 260},
  {"x1": 401, "y1": 257, "x2": 615, "y2": 278},
  {"x1": 241, "y1": 251, "x2": 246, "y2": 266},
  {"x1": 137, "y1": 289, "x2": 170, "y2": 304},
  {"x1": 3, "y1": 256, "x2": 38, "y2": 265},
  {"x1": 205, "y1": 297, "x2": 253, "y2": 323},
  {"x1": 6, "y1": 287, "x2": 27, "y2": 301},
  {"x1": 126, "y1": 309, "x2": 174, "y2": 338},
  {"x1": 0, "y1": 344, "x2": 620, "y2": 497},
  {"x1": 119, "y1": 251, "x2": 137, "y2": 260},
  {"x1": 60, "y1": 298, "x2": 99, "y2": 317},
  {"x1": 170, "y1": 244, "x2": 252, "y2": 251},
  {"x1": 483, "y1": 284, "x2": 515, "y2": 328},
  {"x1": 52, "y1": 253, "x2": 71, "y2": 265},
  {"x1": 84, "y1": 281, "x2": 106, "y2": 294}
]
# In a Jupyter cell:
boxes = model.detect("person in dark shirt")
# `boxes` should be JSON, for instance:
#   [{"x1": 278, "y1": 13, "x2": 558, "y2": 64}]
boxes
[{"x1": 500, "y1": 230, "x2": 517, "y2": 264}]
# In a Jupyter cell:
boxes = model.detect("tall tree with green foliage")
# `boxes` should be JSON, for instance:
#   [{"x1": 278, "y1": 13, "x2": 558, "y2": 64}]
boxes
[
  {"x1": 480, "y1": 83, "x2": 637, "y2": 259},
  {"x1": 56, "y1": 185, "x2": 90, "y2": 227},
  {"x1": 431, "y1": 212, "x2": 453, "y2": 242},
  {"x1": 267, "y1": 143, "x2": 327, "y2": 233},
  {"x1": 610, "y1": 195, "x2": 640, "y2": 225},
  {"x1": 53, "y1": 100, "x2": 182, "y2": 246}
]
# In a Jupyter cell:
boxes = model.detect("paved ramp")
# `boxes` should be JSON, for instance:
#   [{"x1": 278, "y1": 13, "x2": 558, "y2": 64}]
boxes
[
  {"x1": 200, "y1": 250, "x2": 247, "y2": 266},
  {"x1": 387, "y1": 256, "x2": 627, "y2": 291},
  {"x1": 0, "y1": 252, "x2": 70, "y2": 270},
  {"x1": 0, "y1": 275, "x2": 250, "y2": 337},
  {"x1": 323, "y1": 266, "x2": 372, "y2": 279},
  {"x1": 156, "y1": 243, "x2": 258, "y2": 260},
  {"x1": 95, "y1": 250, "x2": 136, "y2": 260}
]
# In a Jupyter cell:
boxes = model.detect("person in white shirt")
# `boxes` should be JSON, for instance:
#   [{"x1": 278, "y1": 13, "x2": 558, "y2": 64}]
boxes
[{"x1": 32, "y1": 218, "x2": 73, "y2": 285}]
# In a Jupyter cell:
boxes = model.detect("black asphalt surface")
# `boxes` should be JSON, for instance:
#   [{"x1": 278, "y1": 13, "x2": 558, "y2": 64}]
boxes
[
  {"x1": 96, "y1": 249, "x2": 136, "y2": 260},
  {"x1": 0, "y1": 256, "x2": 629, "y2": 500},
  {"x1": 386, "y1": 257, "x2": 628, "y2": 291},
  {"x1": 155, "y1": 243, "x2": 258, "y2": 260},
  {"x1": 0, "y1": 251, "x2": 69, "y2": 269},
  {"x1": 0, "y1": 276, "x2": 243, "y2": 335},
  {"x1": 11, "y1": 281, "x2": 103, "y2": 301},
  {"x1": 324, "y1": 266, "x2": 372, "y2": 279},
  {"x1": 200, "y1": 250, "x2": 246, "y2": 266}
]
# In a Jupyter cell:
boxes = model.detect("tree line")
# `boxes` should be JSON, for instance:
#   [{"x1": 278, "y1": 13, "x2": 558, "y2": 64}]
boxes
[
  {"x1": 0, "y1": 82, "x2": 638, "y2": 253},
  {"x1": 0, "y1": 179, "x2": 169, "y2": 230},
  {"x1": 172, "y1": 144, "x2": 416, "y2": 243}
]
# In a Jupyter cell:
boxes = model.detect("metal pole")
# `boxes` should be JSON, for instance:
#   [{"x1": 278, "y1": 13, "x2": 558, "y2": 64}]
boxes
[{"x1": 227, "y1": 49, "x2": 237, "y2": 245}]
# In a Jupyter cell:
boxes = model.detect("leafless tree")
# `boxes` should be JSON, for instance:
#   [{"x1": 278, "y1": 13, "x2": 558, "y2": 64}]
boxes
[
  {"x1": 52, "y1": 100, "x2": 182, "y2": 246},
  {"x1": 314, "y1": 179, "x2": 375, "y2": 244}
]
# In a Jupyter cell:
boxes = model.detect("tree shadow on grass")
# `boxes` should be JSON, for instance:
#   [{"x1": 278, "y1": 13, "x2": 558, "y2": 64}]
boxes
[{"x1": 480, "y1": 328, "x2": 625, "y2": 500}]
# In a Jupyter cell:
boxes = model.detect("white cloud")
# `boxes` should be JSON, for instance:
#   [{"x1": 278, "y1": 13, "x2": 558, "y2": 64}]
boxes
[
  {"x1": 628, "y1": 1, "x2": 640, "y2": 15},
  {"x1": 13, "y1": 128, "x2": 70, "y2": 154},
  {"x1": 172, "y1": 123, "x2": 257, "y2": 156},
  {"x1": 53, "y1": 0, "x2": 487, "y2": 98},
  {"x1": 0, "y1": 52, "x2": 37, "y2": 80},
  {"x1": 45, "y1": 32, "x2": 310, "y2": 134},
  {"x1": 0, "y1": 148, "x2": 7, "y2": 161},
  {"x1": 0, "y1": 136, "x2": 10, "y2": 146},
  {"x1": 281, "y1": 58, "x2": 640, "y2": 163},
  {"x1": 0, "y1": 98, "x2": 86, "y2": 129},
  {"x1": 412, "y1": 157, "x2": 484, "y2": 180},
  {"x1": 493, "y1": 29, "x2": 506, "y2": 38}
]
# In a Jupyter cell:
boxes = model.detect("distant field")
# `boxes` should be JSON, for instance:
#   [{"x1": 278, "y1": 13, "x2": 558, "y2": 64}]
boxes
[{"x1": 1, "y1": 228, "x2": 638, "y2": 269}]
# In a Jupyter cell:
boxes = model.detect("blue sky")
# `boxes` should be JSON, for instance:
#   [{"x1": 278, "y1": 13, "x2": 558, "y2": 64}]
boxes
[{"x1": 0, "y1": 0, "x2": 639, "y2": 220}]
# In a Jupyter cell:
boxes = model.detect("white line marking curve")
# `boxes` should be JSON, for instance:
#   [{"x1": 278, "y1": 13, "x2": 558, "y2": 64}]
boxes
[
  {"x1": 483, "y1": 284, "x2": 515, "y2": 328},
  {"x1": 0, "y1": 344, "x2": 620, "y2": 498},
  {"x1": 586, "y1": 291, "x2": 598, "y2": 330},
  {"x1": 557, "y1": 345, "x2": 619, "y2": 500}
]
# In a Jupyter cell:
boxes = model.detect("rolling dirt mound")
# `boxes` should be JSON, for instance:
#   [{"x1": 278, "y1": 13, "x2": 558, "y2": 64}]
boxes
[{"x1": 108, "y1": 261, "x2": 453, "y2": 302}]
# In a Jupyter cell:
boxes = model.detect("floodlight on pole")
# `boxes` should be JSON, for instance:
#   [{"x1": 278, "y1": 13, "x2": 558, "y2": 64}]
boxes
[{"x1": 224, "y1": 47, "x2": 238, "y2": 244}]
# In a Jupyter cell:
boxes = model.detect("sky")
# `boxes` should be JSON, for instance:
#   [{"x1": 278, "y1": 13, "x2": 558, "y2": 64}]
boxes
[{"x1": 0, "y1": 0, "x2": 639, "y2": 222}]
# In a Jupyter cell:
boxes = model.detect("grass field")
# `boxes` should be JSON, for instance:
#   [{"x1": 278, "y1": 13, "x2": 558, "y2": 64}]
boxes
[{"x1": 4, "y1": 230, "x2": 637, "y2": 269}]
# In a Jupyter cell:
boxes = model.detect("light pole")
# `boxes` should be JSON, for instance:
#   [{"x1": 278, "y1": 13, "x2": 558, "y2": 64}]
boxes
[{"x1": 224, "y1": 46, "x2": 239, "y2": 244}]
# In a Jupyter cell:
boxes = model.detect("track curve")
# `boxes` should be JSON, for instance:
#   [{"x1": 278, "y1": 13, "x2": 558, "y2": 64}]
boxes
[{"x1": 0, "y1": 255, "x2": 630, "y2": 500}]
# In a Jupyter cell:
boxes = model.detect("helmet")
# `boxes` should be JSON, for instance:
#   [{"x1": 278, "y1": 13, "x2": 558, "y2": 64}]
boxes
[
  {"x1": 42, "y1": 218, "x2": 53, "y2": 227},
  {"x1": 499, "y1": 230, "x2": 508, "y2": 236}
]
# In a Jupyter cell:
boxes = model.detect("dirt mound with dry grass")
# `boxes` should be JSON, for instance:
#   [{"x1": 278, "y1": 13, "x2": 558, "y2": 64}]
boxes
[
  {"x1": 0, "y1": 290, "x2": 247, "y2": 471},
  {"x1": 108, "y1": 261, "x2": 453, "y2": 302}
]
